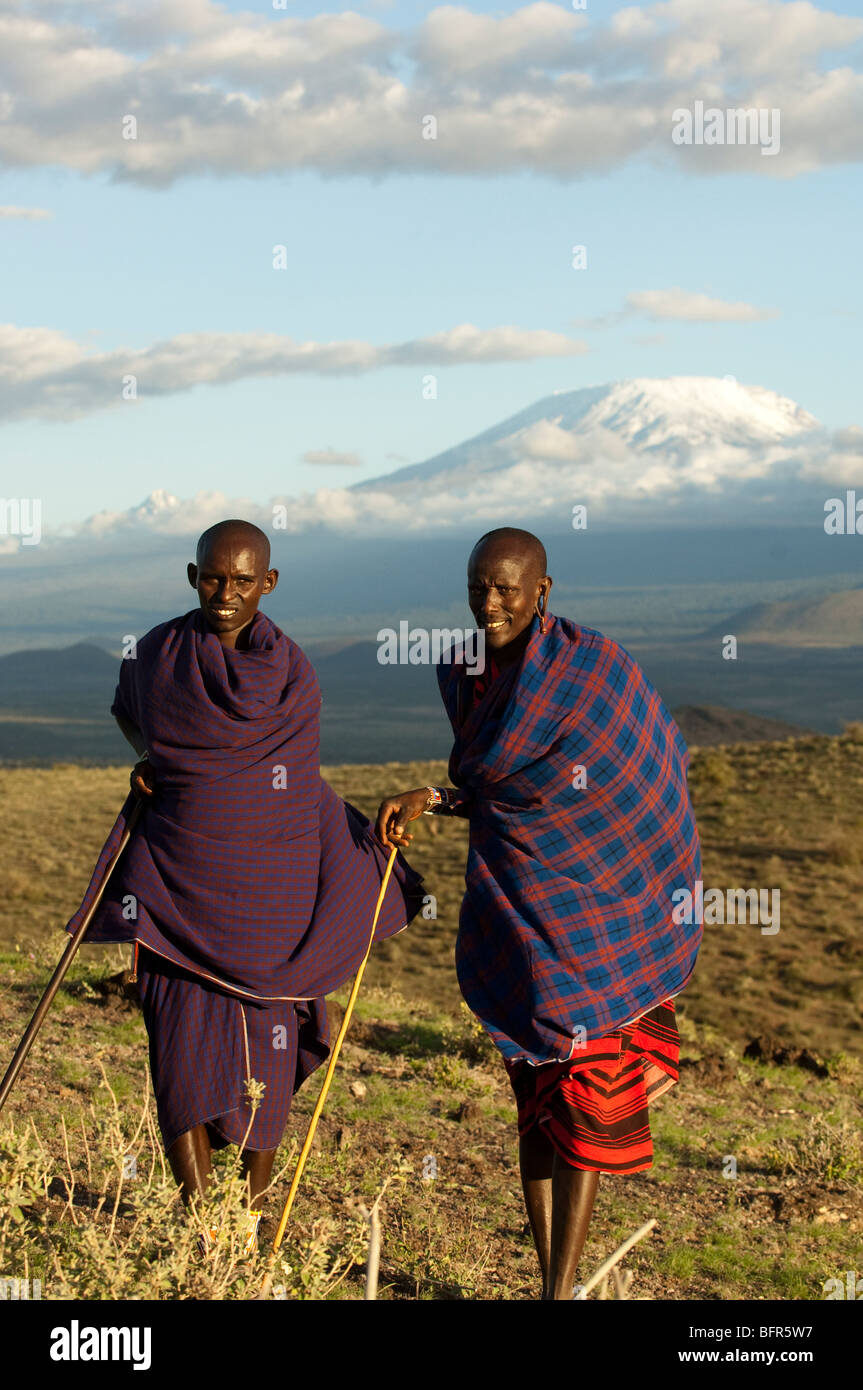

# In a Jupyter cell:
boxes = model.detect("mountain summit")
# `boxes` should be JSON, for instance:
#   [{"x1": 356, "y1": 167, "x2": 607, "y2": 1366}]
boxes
[
  {"x1": 361, "y1": 376, "x2": 818, "y2": 492},
  {"x1": 349, "y1": 375, "x2": 828, "y2": 527}
]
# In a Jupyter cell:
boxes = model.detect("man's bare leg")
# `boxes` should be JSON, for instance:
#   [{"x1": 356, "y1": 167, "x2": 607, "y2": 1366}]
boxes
[
  {"x1": 519, "y1": 1123, "x2": 600, "y2": 1299},
  {"x1": 518, "y1": 1124, "x2": 554, "y2": 1293},
  {"x1": 241, "y1": 1148, "x2": 276, "y2": 1206},
  {"x1": 167, "y1": 1124, "x2": 213, "y2": 1205},
  {"x1": 168, "y1": 1129, "x2": 275, "y2": 1205},
  {"x1": 546, "y1": 1156, "x2": 599, "y2": 1300}
]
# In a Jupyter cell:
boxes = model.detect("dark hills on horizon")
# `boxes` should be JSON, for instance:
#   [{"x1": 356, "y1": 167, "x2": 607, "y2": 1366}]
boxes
[{"x1": 0, "y1": 628, "x2": 836, "y2": 764}]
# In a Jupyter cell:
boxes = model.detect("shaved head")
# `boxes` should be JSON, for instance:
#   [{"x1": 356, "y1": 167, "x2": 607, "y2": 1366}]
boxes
[
  {"x1": 196, "y1": 519, "x2": 270, "y2": 570},
  {"x1": 470, "y1": 527, "x2": 547, "y2": 579}
]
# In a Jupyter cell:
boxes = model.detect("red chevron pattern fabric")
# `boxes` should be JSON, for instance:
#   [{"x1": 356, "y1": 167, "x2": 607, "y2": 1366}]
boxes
[{"x1": 504, "y1": 999, "x2": 680, "y2": 1172}]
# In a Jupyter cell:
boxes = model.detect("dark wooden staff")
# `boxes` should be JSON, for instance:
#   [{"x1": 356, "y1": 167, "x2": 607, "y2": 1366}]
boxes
[{"x1": 0, "y1": 798, "x2": 143, "y2": 1115}]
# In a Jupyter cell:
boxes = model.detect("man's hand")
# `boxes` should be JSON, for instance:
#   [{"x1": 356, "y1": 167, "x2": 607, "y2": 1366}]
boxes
[
  {"x1": 130, "y1": 758, "x2": 156, "y2": 800},
  {"x1": 375, "y1": 788, "x2": 431, "y2": 848}
]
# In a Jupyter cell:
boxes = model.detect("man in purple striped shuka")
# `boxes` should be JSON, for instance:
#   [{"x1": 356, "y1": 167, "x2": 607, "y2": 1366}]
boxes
[
  {"x1": 66, "y1": 519, "x2": 424, "y2": 1226},
  {"x1": 376, "y1": 528, "x2": 702, "y2": 1301}
]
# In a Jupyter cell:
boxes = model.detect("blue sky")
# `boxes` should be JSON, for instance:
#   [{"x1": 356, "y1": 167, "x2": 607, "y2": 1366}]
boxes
[{"x1": 0, "y1": 0, "x2": 861, "y2": 531}]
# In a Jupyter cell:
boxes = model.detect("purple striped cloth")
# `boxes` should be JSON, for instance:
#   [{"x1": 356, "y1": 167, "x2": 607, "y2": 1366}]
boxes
[
  {"x1": 66, "y1": 608, "x2": 424, "y2": 997},
  {"x1": 65, "y1": 607, "x2": 425, "y2": 1149},
  {"x1": 134, "y1": 947, "x2": 329, "y2": 1152},
  {"x1": 437, "y1": 613, "x2": 702, "y2": 1065}
]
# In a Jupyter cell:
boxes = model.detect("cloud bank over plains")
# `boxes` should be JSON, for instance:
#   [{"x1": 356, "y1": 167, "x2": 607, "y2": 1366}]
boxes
[
  {"x1": 0, "y1": 0, "x2": 859, "y2": 184},
  {"x1": 2, "y1": 377, "x2": 860, "y2": 556}
]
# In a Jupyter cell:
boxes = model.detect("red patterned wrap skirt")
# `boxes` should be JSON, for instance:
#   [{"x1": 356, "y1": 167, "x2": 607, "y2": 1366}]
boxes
[{"x1": 504, "y1": 999, "x2": 679, "y2": 1174}]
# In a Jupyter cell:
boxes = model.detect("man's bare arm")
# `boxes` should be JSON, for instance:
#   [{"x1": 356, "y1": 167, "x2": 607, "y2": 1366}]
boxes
[
  {"x1": 375, "y1": 785, "x2": 472, "y2": 848},
  {"x1": 115, "y1": 711, "x2": 147, "y2": 758}
]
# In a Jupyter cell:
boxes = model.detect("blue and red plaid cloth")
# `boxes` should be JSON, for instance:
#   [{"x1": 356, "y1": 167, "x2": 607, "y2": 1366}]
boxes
[
  {"x1": 437, "y1": 613, "x2": 702, "y2": 1065},
  {"x1": 65, "y1": 608, "x2": 425, "y2": 1000}
]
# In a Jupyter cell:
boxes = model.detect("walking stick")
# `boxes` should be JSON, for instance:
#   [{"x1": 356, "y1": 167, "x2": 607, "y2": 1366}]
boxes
[
  {"x1": 257, "y1": 843, "x2": 398, "y2": 1299},
  {"x1": 0, "y1": 797, "x2": 144, "y2": 1116}
]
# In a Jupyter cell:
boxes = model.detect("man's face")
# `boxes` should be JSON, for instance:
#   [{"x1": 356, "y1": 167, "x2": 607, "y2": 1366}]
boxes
[
  {"x1": 187, "y1": 538, "x2": 277, "y2": 642},
  {"x1": 467, "y1": 543, "x2": 547, "y2": 655}
]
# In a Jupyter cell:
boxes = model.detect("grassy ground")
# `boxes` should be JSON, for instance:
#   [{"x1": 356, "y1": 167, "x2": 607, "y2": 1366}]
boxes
[
  {"x1": 3, "y1": 732, "x2": 862, "y2": 1054},
  {"x1": 1, "y1": 735, "x2": 862, "y2": 1299},
  {"x1": 1, "y1": 948, "x2": 861, "y2": 1300}
]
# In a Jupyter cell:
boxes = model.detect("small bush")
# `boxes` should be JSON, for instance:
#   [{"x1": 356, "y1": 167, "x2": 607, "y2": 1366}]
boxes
[
  {"x1": 762, "y1": 1116, "x2": 863, "y2": 1186},
  {"x1": 693, "y1": 751, "x2": 737, "y2": 792},
  {"x1": 0, "y1": 1066, "x2": 378, "y2": 1301},
  {"x1": 821, "y1": 821, "x2": 863, "y2": 866}
]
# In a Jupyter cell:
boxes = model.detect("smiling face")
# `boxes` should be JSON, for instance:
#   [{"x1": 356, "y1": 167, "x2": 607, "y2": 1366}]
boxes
[
  {"x1": 187, "y1": 522, "x2": 277, "y2": 649},
  {"x1": 467, "y1": 534, "x2": 551, "y2": 665}
]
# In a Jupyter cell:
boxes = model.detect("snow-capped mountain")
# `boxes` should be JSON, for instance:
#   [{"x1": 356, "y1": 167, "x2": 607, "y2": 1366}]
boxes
[
  {"x1": 6, "y1": 377, "x2": 858, "y2": 554},
  {"x1": 348, "y1": 376, "x2": 830, "y2": 526},
  {"x1": 359, "y1": 377, "x2": 819, "y2": 491}
]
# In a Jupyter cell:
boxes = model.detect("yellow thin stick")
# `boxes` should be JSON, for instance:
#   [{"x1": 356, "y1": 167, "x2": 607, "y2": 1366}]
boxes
[{"x1": 258, "y1": 844, "x2": 398, "y2": 1294}]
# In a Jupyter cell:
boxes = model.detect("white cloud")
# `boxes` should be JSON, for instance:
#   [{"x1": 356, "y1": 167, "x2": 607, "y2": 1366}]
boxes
[
  {"x1": 0, "y1": 205, "x2": 53, "y2": 218},
  {"x1": 415, "y1": 3, "x2": 586, "y2": 75},
  {"x1": 574, "y1": 287, "x2": 779, "y2": 329},
  {"x1": 0, "y1": 0, "x2": 858, "y2": 182},
  {"x1": 0, "y1": 321, "x2": 589, "y2": 422},
  {"x1": 626, "y1": 288, "x2": 780, "y2": 321},
  {"x1": 517, "y1": 418, "x2": 633, "y2": 464}
]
